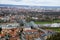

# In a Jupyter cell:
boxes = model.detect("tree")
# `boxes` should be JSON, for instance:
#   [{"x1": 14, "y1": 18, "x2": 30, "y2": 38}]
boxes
[
  {"x1": 47, "y1": 33, "x2": 60, "y2": 40},
  {"x1": 0, "y1": 27, "x2": 2, "y2": 34}
]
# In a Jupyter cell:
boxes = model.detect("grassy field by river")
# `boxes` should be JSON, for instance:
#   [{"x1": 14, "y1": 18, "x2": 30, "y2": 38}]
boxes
[
  {"x1": 41, "y1": 27, "x2": 60, "y2": 32},
  {"x1": 35, "y1": 19, "x2": 60, "y2": 24}
]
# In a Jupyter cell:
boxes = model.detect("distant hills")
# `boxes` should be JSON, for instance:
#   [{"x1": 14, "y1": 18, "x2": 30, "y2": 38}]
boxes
[{"x1": 0, "y1": 4, "x2": 60, "y2": 9}]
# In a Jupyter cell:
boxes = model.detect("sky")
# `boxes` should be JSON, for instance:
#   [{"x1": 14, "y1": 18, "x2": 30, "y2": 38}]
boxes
[{"x1": 0, "y1": 0, "x2": 60, "y2": 6}]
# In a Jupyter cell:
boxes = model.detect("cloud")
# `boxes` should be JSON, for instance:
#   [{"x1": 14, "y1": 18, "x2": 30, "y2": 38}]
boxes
[
  {"x1": 10, "y1": 0, "x2": 22, "y2": 2},
  {"x1": 0, "y1": 0, "x2": 60, "y2": 6}
]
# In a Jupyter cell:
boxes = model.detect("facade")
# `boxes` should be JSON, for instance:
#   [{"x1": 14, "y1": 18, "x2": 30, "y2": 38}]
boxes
[{"x1": 22, "y1": 29, "x2": 42, "y2": 40}]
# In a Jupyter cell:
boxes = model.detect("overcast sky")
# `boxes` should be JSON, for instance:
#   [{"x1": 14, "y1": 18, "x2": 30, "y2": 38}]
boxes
[{"x1": 0, "y1": 0, "x2": 60, "y2": 6}]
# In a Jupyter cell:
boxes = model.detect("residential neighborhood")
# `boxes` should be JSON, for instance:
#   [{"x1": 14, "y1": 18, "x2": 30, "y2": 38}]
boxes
[{"x1": 0, "y1": 3, "x2": 60, "y2": 40}]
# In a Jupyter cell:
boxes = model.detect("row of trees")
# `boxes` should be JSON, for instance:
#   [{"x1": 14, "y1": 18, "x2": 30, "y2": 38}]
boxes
[{"x1": 47, "y1": 33, "x2": 60, "y2": 40}]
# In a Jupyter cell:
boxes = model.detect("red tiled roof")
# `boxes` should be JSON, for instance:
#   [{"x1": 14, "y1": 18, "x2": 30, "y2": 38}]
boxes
[
  {"x1": 0, "y1": 34, "x2": 5, "y2": 37},
  {"x1": 24, "y1": 29, "x2": 38, "y2": 32}
]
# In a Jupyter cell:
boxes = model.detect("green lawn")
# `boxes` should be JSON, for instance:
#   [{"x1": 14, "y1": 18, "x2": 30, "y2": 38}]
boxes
[
  {"x1": 35, "y1": 20, "x2": 60, "y2": 24},
  {"x1": 35, "y1": 21, "x2": 53, "y2": 24},
  {"x1": 43, "y1": 27, "x2": 60, "y2": 32},
  {"x1": 47, "y1": 28, "x2": 60, "y2": 32},
  {"x1": 53, "y1": 20, "x2": 60, "y2": 23}
]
